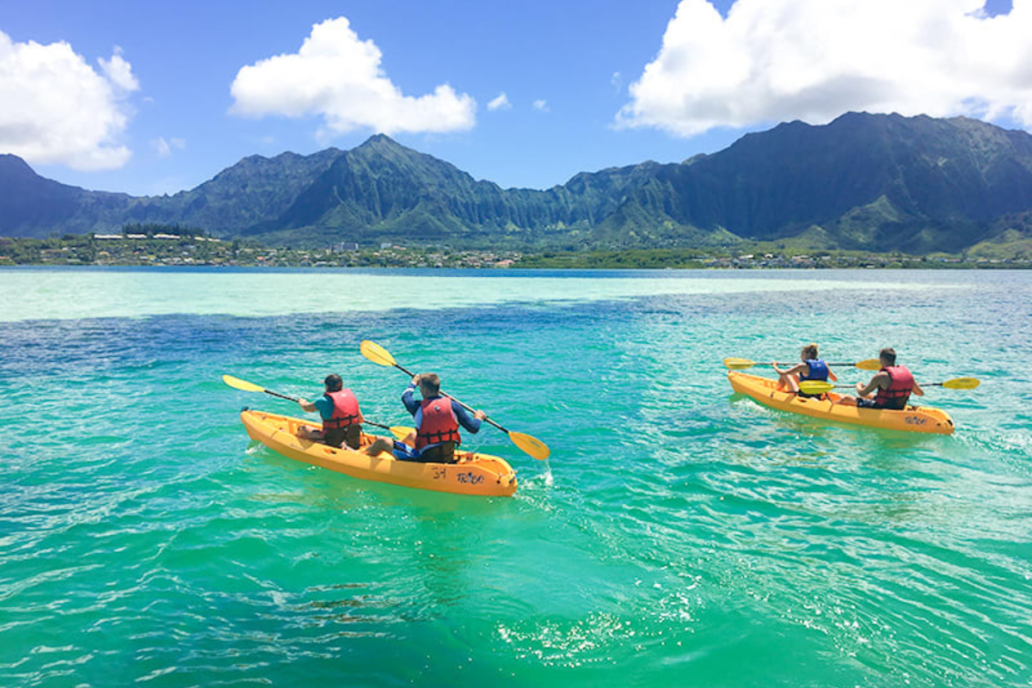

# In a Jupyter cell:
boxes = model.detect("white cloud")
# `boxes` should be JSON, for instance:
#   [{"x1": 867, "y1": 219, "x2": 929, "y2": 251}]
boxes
[
  {"x1": 617, "y1": 0, "x2": 1032, "y2": 136},
  {"x1": 532, "y1": 99, "x2": 549, "y2": 112},
  {"x1": 487, "y1": 92, "x2": 511, "y2": 111},
  {"x1": 0, "y1": 31, "x2": 138, "y2": 169},
  {"x1": 611, "y1": 71, "x2": 622, "y2": 92},
  {"x1": 152, "y1": 136, "x2": 185, "y2": 157},
  {"x1": 99, "y1": 46, "x2": 139, "y2": 91},
  {"x1": 230, "y1": 17, "x2": 476, "y2": 136}
]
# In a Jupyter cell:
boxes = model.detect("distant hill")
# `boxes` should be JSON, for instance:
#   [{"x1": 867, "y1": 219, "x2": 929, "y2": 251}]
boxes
[
  {"x1": 0, "y1": 154, "x2": 131, "y2": 235},
  {"x1": 3, "y1": 113, "x2": 1032, "y2": 254}
]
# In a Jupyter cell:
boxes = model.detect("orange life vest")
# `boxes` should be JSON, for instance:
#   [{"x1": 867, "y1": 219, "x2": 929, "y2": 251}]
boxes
[
  {"x1": 323, "y1": 389, "x2": 361, "y2": 430},
  {"x1": 416, "y1": 397, "x2": 461, "y2": 450},
  {"x1": 874, "y1": 365, "x2": 914, "y2": 408}
]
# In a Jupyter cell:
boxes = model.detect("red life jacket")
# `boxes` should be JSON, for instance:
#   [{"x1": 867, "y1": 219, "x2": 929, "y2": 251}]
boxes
[
  {"x1": 874, "y1": 365, "x2": 914, "y2": 408},
  {"x1": 323, "y1": 389, "x2": 361, "y2": 430},
  {"x1": 416, "y1": 397, "x2": 461, "y2": 450}
]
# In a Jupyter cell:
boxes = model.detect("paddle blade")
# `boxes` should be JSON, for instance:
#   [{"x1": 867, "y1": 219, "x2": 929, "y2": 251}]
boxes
[
  {"x1": 854, "y1": 359, "x2": 882, "y2": 371},
  {"x1": 361, "y1": 340, "x2": 397, "y2": 368},
  {"x1": 509, "y1": 431, "x2": 550, "y2": 461},
  {"x1": 798, "y1": 380, "x2": 835, "y2": 395},
  {"x1": 389, "y1": 426, "x2": 415, "y2": 442},
  {"x1": 724, "y1": 357, "x2": 756, "y2": 370},
  {"x1": 942, "y1": 377, "x2": 980, "y2": 390},
  {"x1": 222, "y1": 375, "x2": 265, "y2": 393}
]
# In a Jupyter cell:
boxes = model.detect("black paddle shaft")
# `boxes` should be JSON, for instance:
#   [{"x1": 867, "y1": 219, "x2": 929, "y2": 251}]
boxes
[
  {"x1": 391, "y1": 362, "x2": 510, "y2": 434},
  {"x1": 264, "y1": 389, "x2": 299, "y2": 403},
  {"x1": 265, "y1": 388, "x2": 396, "y2": 430}
]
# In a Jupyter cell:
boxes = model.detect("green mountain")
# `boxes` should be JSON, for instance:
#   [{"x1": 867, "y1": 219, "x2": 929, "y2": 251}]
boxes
[
  {"x1": 0, "y1": 154, "x2": 131, "y2": 235},
  {"x1": 620, "y1": 112, "x2": 1032, "y2": 253},
  {"x1": 123, "y1": 148, "x2": 344, "y2": 233},
  {"x1": 3, "y1": 113, "x2": 1032, "y2": 253}
]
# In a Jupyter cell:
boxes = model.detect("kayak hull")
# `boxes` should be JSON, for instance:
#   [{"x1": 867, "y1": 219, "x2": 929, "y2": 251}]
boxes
[
  {"x1": 240, "y1": 410, "x2": 518, "y2": 497},
  {"x1": 727, "y1": 371, "x2": 955, "y2": 435}
]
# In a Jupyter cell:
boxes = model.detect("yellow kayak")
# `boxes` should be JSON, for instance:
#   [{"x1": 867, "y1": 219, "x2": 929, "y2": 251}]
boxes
[
  {"x1": 240, "y1": 409, "x2": 518, "y2": 496},
  {"x1": 727, "y1": 371, "x2": 955, "y2": 435}
]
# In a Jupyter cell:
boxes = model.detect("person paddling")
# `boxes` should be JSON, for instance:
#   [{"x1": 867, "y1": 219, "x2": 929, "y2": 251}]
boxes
[
  {"x1": 388, "y1": 373, "x2": 486, "y2": 464},
  {"x1": 772, "y1": 343, "x2": 837, "y2": 397},
  {"x1": 838, "y1": 348, "x2": 924, "y2": 409},
  {"x1": 297, "y1": 374, "x2": 366, "y2": 450}
]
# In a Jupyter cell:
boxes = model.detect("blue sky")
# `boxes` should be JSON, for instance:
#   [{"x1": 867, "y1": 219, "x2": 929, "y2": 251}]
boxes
[{"x1": 0, "y1": 0, "x2": 1025, "y2": 197}]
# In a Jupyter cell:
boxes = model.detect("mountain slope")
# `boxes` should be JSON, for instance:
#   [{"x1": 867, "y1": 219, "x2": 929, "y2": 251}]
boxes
[
  {"x1": 593, "y1": 113, "x2": 1032, "y2": 251},
  {"x1": 3, "y1": 112, "x2": 1032, "y2": 253},
  {"x1": 123, "y1": 148, "x2": 344, "y2": 233},
  {"x1": 0, "y1": 154, "x2": 131, "y2": 236}
]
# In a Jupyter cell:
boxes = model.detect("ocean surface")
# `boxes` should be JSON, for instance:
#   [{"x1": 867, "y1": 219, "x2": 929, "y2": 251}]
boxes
[{"x1": 1, "y1": 267, "x2": 1030, "y2": 688}]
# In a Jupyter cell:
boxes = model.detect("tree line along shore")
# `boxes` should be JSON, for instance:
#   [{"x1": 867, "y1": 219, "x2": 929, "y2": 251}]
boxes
[{"x1": 1, "y1": 231, "x2": 1029, "y2": 270}]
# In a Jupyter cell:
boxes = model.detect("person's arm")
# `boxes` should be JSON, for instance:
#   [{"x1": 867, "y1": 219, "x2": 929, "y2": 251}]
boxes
[
  {"x1": 912, "y1": 380, "x2": 924, "y2": 397},
  {"x1": 772, "y1": 362, "x2": 806, "y2": 376},
  {"x1": 855, "y1": 372, "x2": 886, "y2": 398},
  {"x1": 828, "y1": 368, "x2": 838, "y2": 382},
  {"x1": 298, "y1": 398, "x2": 318, "y2": 413},
  {"x1": 401, "y1": 381, "x2": 420, "y2": 416},
  {"x1": 452, "y1": 400, "x2": 484, "y2": 433}
]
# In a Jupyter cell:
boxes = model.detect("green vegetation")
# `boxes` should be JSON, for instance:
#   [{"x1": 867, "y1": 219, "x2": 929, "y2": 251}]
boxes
[
  {"x1": 3, "y1": 233, "x2": 1028, "y2": 270},
  {"x1": 5, "y1": 113, "x2": 1032, "y2": 258}
]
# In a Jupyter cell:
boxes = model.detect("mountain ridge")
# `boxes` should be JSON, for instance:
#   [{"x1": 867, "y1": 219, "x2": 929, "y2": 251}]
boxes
[{"x1": 3, "y1": 112, "x2": 1032, "y2": 253}]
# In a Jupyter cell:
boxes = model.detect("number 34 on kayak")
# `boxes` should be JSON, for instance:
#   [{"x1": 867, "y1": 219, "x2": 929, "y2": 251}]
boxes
[{"x1": 222, "y1": 341, "x2": 551, "y2": 497}]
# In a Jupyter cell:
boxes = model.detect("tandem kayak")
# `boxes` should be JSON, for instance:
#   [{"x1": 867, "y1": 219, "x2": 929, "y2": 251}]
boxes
[
  {"x1": 240, "y1": 409, "x2": 518, "y2": 497},
  {"x1": 727, "y1": 371, "x2": 955, "y2": 435}
]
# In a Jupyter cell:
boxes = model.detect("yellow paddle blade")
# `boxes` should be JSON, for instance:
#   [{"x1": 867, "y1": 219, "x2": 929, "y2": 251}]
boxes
[
  {"x1": 942, "y1": 377, "x2": 980, "y2": 390},
  {"x1": 222, "y1": 374, "x2": 265, "y2": 393},
  {"x1": 510, "y1": 431, "x2": 550, "y2": 460},
  {"x1": 724, "y1": 357, "x2": 756, "y2": 370},
  {"x1": 855, "y1": 359, "x2": 882, "y2": 371},
  {"x1": 797, "y1": 380, "x2": 835, "y2": 395},
  {"x1": 389, "y1": 426, "x2": 415, "y2": 441},
  {"x1": 360, "y1": 340, "x2": 397, "y2": 368}
]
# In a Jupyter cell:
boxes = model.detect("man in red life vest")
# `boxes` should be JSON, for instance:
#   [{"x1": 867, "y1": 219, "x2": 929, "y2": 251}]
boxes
[
  {"x1": 391, "y1": 373, "x2": 486, "y2": 464},
  {"x1": 838, "y1": 348, "x2": 924, "y2": 410},
  {"x1": 297, "y1": 374, "x2": 366, "y2": 450}
]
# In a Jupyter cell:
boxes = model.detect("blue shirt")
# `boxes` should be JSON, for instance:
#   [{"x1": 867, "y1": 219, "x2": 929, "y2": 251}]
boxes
[
  {"x1": 313, "y1": 394, "x2": 334, "y2": 421},
  {"x1": 401, "y1": 384, "x2": 482, "y2": 434}
]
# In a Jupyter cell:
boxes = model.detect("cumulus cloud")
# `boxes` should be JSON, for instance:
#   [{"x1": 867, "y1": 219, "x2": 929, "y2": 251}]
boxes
[
  {"x1": 617, "y1": 0, "x2": 1032, "y2": 136},
  {"x1": 532, "y1": 99, "x2": 549, "y2": 112},
  {"x1": 0, "y1": 31, "x2": 139, "y2": 169},
  {"x1": 99, "y1": 46, "x2": 139, "y2": 91},
  {"x1": 230, "y1": 17, "x2": 476, "y2": 136},
  {"x1": 487, "y1": 92, "x2": 511, "y2": 111},
  {"x1": 152, "y1": 136, "x2": 185, "y2": 157}
]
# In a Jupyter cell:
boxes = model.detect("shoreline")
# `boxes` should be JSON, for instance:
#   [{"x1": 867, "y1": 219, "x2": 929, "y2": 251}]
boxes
[{"x1": 2, "y1": 234, "x2": 1029, "y2": 270}]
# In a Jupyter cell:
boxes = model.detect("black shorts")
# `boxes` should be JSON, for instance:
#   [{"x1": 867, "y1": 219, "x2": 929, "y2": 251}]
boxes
[
  {"x1": 395, "y1": 442, "x2": 458, "y2": 464},
  {"x1": 856, "y1": 398, "x2": 906, "y2": 410},
  {"x1": 325, "y1": 424, "x2": 361, "y2": 450}
]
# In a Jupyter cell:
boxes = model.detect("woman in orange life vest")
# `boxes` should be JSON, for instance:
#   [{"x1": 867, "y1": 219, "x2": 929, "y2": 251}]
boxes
[
  {"x1": 837, "y1": 347, "x2": 924, "y2": 410},
  {"x1": 391, "y1": 373, "x2": 487, "y2": 464},
  {"x1": 771, "y1": 342, "x2": 838, "y2": 396},
  {"x1": 297, "y1": 374, "x2": 369, "y2": 451}
]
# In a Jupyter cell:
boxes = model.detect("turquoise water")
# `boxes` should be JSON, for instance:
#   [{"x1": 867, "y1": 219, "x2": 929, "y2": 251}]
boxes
[{"x1": 1, "y1": 267, "x2": 1030, "y2": 687}]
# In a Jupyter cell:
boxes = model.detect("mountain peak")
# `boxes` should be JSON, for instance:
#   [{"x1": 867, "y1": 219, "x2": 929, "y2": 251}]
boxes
[
  {"x1": 354, "y1": 134, "x2": 411, "y2": 154},
  {"x1": 0, "y1": 153, "x2": 39, "y2": 179}
]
